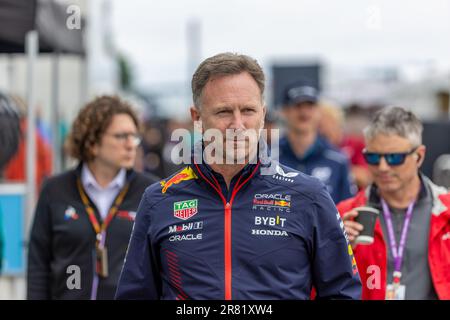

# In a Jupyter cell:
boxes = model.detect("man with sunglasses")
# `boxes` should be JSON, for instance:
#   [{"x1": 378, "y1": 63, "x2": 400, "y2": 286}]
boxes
[{"x1": 339, "y1": 106, "x2": 450, "y2": 300}]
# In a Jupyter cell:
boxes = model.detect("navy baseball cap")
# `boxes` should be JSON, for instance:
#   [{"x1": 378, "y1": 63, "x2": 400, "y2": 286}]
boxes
[{"x1": 283, "y1": 82, "x2": 319, "y2": 106}]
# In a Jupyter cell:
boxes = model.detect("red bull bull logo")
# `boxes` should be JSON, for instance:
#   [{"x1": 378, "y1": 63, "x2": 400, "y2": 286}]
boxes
[
  {"x1": 161, "y1": 167, "x2": 198, "y2": 194},
  {"x1": 252, "y1": 193, "x2": 292, "y2": 213},
  {"x1": 274, "y1": 200, "x2": 291, "y2": 207}
]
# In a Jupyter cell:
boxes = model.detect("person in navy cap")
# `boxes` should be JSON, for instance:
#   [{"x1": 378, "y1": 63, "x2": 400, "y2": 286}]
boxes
[{"x1": 278, "y1": 82, "x2": 355, "y2": 203}]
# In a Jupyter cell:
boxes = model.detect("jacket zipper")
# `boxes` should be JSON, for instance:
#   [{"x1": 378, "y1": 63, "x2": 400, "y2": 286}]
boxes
[
  {"x1": 224, "y1": 202, "x2": 232, "y2": 300},
  {"x1": 193, "y1": 162, "x2": 260, "y2": 300}
]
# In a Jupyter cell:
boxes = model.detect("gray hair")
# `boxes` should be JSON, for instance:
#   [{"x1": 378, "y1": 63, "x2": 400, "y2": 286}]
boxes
[
  {"x1": 191, "y1": 52, "x2": 265, "y2": 108},
  {"x1": 363, "y1": 106, "x2": 423, "y2": 146}
]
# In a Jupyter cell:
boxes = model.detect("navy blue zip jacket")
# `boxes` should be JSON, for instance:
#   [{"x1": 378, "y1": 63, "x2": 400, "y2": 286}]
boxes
[
  {"x1": 116, "y1": 142, "x2": 361, "y2": 300},
  {"x1": 279, "y1": 135, "x2": 355, "y2": 204}
]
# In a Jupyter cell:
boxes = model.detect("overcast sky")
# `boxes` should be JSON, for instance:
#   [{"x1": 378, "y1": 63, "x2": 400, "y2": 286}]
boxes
[{"x1": 110, "y1": 0, "x2": 450, "y2": 88}]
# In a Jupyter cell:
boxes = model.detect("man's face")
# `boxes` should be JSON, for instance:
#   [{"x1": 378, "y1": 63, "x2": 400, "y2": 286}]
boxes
[
  {"x1": 190, "y1": 72, "x2": 266, "y2": 164},
  {"x1": 318, "y1": 111, "x2": 343, "y2": 146},
  {"x1": 282, "y1": 101, "x2": 320, "y2": 134},
  {"x1": 92, "y1": 113, "x2": 139, "y2": 170},
  {"x1": 365, "y1": 133, "x2": 425, "y2": 194}
]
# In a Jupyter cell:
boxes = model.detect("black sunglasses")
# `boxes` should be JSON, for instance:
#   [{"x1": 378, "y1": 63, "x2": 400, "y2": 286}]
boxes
[{"x1": 363, "y1": 147, "x2": 418, "y2": 166}]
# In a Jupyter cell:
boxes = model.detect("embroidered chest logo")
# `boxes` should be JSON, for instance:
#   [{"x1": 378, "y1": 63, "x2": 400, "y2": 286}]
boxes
[
  {"x1": 64, "y1": 206, "x2": 79, "y2": 221},
  {"x1": 117, "y1": 210, "x2": 136, "y2": 221},
  {"x1": 271, "y1": 165, "x2": 299, "y2": 183},
  {"x1": 311, "y1": 167, "x2": 332, "y2": 182},
  {"x1": 173, "y1": 199, "x2": 198, "y2": 220},
  {"x1": 252, "y1": 193, "x2": 292, "y2": 213}
]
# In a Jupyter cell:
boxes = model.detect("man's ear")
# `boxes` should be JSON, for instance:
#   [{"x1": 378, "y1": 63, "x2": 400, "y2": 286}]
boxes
[
  {"x1": 190, "y1": 105, "x2": 200, "y2": 122},
  {"x1": 190, "y1": 106, "x2": 203, "y2": 133},
  {"x1": 416, "y1": 145, "x2": 426, "y2": 167},
  {"x1": 261, "y1": 105, "x2": 267, "y2": 128}
]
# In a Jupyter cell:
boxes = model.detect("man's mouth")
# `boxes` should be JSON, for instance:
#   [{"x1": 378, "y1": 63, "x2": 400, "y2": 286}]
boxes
[{"x1": 377, "y1": 175, "x2": 395, "y2": 182}]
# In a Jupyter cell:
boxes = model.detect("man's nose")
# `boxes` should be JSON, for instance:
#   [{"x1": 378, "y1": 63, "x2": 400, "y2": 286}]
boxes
[
  {"x1": 125, "y1": 135, "x2": 137, "y2": 149},
  {"x1": 377, "y1": 156, "x2": 390, "y2": 171},
  {"x1": 229, "y1": 111, "x2": 245, "y2": 129}
]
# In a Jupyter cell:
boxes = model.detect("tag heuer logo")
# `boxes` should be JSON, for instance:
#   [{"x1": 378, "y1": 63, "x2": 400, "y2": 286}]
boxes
[{"x1": 173, "y1": 199, "x2": 198, "y2": 220}]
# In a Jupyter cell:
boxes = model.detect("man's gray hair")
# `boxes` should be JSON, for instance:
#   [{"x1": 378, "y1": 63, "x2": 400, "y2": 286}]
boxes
[{"x1": 363, "y1": 106, "x2": 423, "y2": 146}]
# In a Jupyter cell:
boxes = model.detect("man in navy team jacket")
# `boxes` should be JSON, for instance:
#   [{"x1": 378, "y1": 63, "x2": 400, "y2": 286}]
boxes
[{"x1": 116, "y1": 53, "x2": 361, "y2": 300}]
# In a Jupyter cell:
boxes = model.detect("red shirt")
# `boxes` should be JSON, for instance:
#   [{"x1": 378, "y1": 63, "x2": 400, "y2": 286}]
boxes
[
  {"x1": 3, "y1": 120, "x2": 52, "y2": 190},
  {"x1": 340, "y1": 135, "x2": 367, "y2": 168}
]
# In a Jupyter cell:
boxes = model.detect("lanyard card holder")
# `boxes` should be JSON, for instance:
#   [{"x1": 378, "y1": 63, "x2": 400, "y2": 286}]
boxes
[{"x1": 95, "y1": 245, "x2": 109, "y2": 278}]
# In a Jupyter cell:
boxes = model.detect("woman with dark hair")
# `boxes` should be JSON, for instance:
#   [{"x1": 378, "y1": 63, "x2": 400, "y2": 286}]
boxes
[{"x1": 27, "y1": 95, "x2": 157, "y2": 299}]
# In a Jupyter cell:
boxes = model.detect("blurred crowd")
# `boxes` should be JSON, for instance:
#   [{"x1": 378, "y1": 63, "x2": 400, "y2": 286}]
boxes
[
  {"x1": 1, "y1": 91, "x2": 449, "y2": 196},
  {"x1": 0, "y1": 73, "x2": 449, "y2": 300}
]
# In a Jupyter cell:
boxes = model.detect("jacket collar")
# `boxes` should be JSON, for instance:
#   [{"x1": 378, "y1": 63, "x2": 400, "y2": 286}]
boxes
[
  {"x1": 423, "y1": 175, "x2": 449, "y2": 216},
  {"x1": 191, "y1": 138, "x2": 269, "y2": 182},
  {"x1": 364, "y1": 173, "x2": 449, "y2": 216},
  {"x1": 75, "y1": 162, "x2": 136, "y2": 183}
]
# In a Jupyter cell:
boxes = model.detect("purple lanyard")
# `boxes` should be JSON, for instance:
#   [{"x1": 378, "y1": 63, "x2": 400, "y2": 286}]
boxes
[{"x1": 381, "y1": 199, "x2": 415, "y2": 279}]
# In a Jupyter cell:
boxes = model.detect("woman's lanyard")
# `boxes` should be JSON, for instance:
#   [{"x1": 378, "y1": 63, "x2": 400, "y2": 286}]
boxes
[
  {"x1": 76, "y1": 178, "x2": 129, "y2": 274},
  {"x1": 76, "y1": 177, "x2": 130, "y2": 300},
  {"x1": 380, "y1": 198, "x2": 415, "y2": 286}
]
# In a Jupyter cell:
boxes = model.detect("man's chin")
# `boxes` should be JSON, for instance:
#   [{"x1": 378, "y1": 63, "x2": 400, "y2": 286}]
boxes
[
  {"x1": 291, "y1": 124, "x2": 311, "y2": 135},
  {"x1": 120, "y1": 161, "x2": 135, "y2": 170},
  {"x1": 224, "y1": 156, "x2": 249, "y2": 164},
  {"x1": 376, "y1": 182, "x2": 400, "y2": 194},
  {"x1": 224, "y1": 148, "x2": 259, "y2": 164}
]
